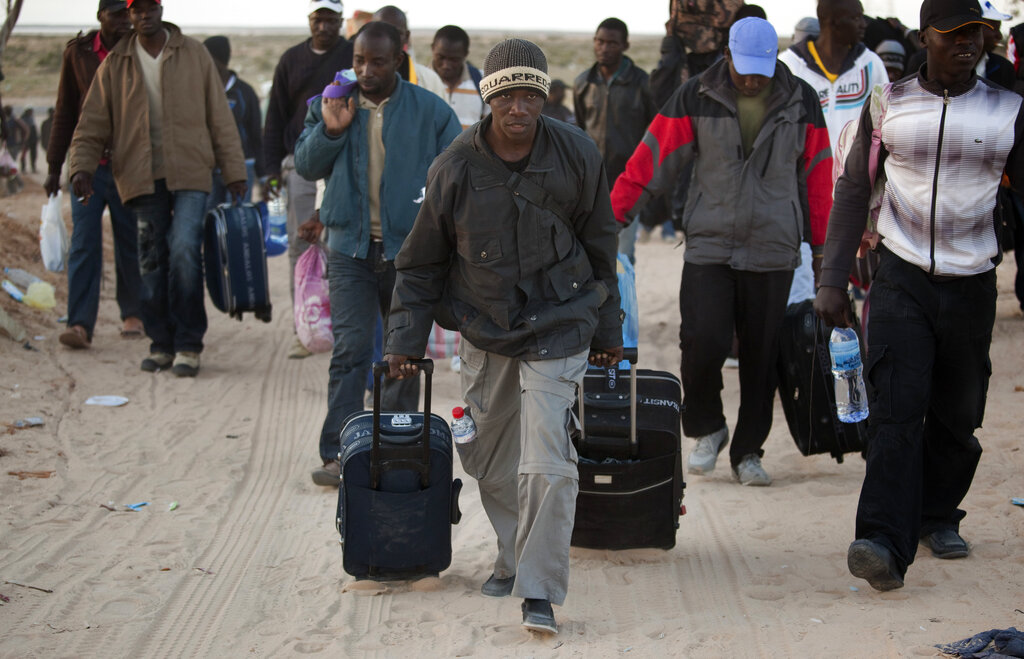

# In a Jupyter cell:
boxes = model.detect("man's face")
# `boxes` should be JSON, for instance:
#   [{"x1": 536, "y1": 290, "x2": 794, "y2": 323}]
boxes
[
  {"x1": 309, "y1": 9, "x2": 342, "y2": 51},
  {"x1": 353, "y1": 34, "x2": 402, "y2": 98},
  {"x1": 488, "y1": 88, "x2": 545, "y2": 143},
  {"x1": 593, "y1": 27, "x2": 627, "y2": 69},
  {"x1": 726, "y1": 54, "x2": 772, "y2": 97},
  {"x1": 830, "y1": 0, "x2": 867, "y2": 48},
  {"x1": 98, "y1": 7, "x2": 131, "y2": 41},
  {"x1": 923, "y1": 24, "x2": 983, "y2": 82},
  {"x1": 128, "y1": 0, "x2": 162, "y2": 37},
  {"x1": 432, "y1": 38, "x2": 467, "y2": 84}
]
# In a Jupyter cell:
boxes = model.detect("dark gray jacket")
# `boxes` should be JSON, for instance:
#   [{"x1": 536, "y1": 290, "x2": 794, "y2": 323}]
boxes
[
  {"x1": 386, "y1": 115, "x2": 622, "y2": 361},
  {"x1": 573, "y1": 56, "x2": 657, "y2": 186}
]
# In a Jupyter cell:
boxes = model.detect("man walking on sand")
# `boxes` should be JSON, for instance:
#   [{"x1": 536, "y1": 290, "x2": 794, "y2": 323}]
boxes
[
  {"x1": 263, "y1": 0, "x2": 353, "y2": 359},
  {"x1": 816, "y1": 0, "x2": 1024, "y2": 592},
  {"x1": 384, "y1": 38, "x2": 622, "y2": 635},
  {"x1": 294, "y1": 22, "x2": 460, "y2": 487},
  {"x1": 69, "y1": 0, "x2": 247, "y2": 377},
  {"x1": 47, "y1": 0, "x2": 144, "y2": 350},
  {"x1": 612, "y1": 18, "x2": 833, "y2": 487}
]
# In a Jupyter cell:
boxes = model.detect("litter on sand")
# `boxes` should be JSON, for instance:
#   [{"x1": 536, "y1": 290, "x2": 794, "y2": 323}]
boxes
[
  {"x1": 168, "y1": 502, "x2": 178, "y2": 511},
  {"x1": 84, "y1": 396, "x2": 129, "y2": 407},
  {"x1": 1012, "y1": 498, "x2": 1024, "y2": 506},
  {"x1": 12, "y1": 417, "x2": 44, "y2": 428},
  {"x1": 125, "y1": 502, "x2": 149, "y2": 511}
]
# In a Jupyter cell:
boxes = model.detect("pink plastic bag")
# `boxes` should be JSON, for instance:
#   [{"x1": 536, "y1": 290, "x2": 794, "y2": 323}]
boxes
[
  {"x1": 294, "y1": 245, "x2": 333, "y2": 354},
  {"x1": 425, "y1": 323, "x2": 460, "y2": 359}
]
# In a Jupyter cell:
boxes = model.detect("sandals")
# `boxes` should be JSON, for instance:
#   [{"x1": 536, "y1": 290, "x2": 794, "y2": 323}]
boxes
[{"x1": 120, "y1": 317, "x2": 145, "y2": 339}]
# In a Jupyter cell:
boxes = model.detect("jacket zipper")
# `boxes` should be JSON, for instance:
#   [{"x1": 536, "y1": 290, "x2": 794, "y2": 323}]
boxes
[{"x1": 928, "y1": 90, "x2": 950, "y2": 276}]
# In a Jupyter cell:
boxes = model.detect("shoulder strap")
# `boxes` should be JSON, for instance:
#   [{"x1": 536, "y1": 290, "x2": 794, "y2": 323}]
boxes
[
  {"x1": 449, "y1": 140, "x2": 572, "y2": 226},
  {"x1": 468, "y1": 64, "x2": 482, "y2": 91}
]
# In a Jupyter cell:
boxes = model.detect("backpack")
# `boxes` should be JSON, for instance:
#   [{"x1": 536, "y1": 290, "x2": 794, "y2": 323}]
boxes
[{"x1": 832, "y1": 83, "x2": 889, "y2": 288}]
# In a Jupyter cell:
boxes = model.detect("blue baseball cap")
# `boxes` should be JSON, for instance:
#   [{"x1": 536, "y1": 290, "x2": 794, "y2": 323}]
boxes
[{"x1": 729, "y1": 18, "x2": 778, "y2": 77}]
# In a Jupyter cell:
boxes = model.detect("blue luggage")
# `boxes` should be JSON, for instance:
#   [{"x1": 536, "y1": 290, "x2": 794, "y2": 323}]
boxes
[
  {"x1": 203, "y1": 202, "x2": 272, "y2": 322},
  {"x1": 336, "y1": 360, "x2": 462, "y2": 580}
]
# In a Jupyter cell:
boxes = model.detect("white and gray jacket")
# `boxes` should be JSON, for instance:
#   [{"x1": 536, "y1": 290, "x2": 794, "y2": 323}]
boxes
[
  {"x1": 779, "y1": 41, "x2": 889, "y2": 152},
  {"x1": 822, "y1": 70, "x2": 1024, "y2": 287}
]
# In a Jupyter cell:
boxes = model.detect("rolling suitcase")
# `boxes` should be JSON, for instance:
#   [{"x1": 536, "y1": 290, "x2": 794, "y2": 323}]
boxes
[
  {"x1": 336, "y1": 360, "x2": 463, "y2": 580},
  {"x1": 203, "y1": 202, "x2": 272, "y2": 322},
  {"x1": 571, "y1": 348, "x2": 685, "y2": 551},
  {"x1": 776, "y1": 299, "x2": 867, "y2": 463}
]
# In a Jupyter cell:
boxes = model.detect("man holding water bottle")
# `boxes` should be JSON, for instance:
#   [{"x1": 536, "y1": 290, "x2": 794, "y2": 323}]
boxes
[{"x1": 815, "y1": 0, "x2": 1024, "y2": 591}]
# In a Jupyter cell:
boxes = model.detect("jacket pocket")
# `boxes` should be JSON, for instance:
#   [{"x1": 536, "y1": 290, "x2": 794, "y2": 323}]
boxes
[{"x1": 546, "y1": 258, "x2": 592, "y2": 302}]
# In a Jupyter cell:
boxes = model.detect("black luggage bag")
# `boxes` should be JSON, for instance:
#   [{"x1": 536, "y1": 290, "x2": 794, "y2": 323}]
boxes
[
  {"x1": 336, "y1": 360, "x2": 462, "y2": 580},
  {"x1": 204, "y1": 202, "x2": 272, "y2": 322},
  {"x1": 776, "y1": 299, "x2": 868, "y2": 463},
  {"x1": 571, "y1": 349, "x2": 685, "y2": 551}
]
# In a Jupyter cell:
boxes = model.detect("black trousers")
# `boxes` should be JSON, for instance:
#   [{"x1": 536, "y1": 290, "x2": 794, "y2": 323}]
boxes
[
  {"x1": 856, "y1": 248, "x2": 994, "y2": 576},
  {"x1": 678, "y1": 262, "x2": 793, "y2": 466}
]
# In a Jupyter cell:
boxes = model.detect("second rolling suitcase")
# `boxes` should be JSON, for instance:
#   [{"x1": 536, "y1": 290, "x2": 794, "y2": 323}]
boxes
[
  {"x1": 571, "y1": 349, "x2": 685, "y2": 551},
  {"x1": 203, "y1": 202, "x2": 272, "y2": 322}
]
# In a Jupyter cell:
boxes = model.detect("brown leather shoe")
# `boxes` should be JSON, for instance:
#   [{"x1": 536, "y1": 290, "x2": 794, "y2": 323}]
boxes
[{"x1": 59, "y1": 325, "x2": 91, "y2": 349}]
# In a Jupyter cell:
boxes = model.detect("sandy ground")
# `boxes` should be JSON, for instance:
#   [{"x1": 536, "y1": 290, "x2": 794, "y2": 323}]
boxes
[{"x1": 0, "y1": 174, "x2": 1023, "y2": 658}]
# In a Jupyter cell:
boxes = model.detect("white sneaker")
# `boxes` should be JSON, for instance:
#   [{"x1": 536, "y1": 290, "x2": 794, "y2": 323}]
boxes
[
  {"x1": 733, "y1": 454, "x2": 772, "y2": 486},
  {"x1": 687, "y1": 425, "x2": 729, "y2": 475}
]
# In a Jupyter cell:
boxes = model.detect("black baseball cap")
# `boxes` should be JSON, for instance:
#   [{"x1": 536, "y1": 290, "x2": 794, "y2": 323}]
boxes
[
  {"x1": 920, "y1": 0, "x2": 987, "y2": 33},
  {"x1": 98, "y1": 0, "x2": 128, "y2": 11}
]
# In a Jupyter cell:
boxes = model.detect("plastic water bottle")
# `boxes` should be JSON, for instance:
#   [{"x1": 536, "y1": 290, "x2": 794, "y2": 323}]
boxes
[
  {"x1": 829, "y1": 327, "x2": 869, "y2": 423},
  {"x1": 451, "y1": 407, "x2": 477, "y2": 444},
  {"x1": 3, "y1": 268, "x2": 43, "y2": 289},
  {"x1": 265, "y1": 188, "x2": 288, "y2": 256}
]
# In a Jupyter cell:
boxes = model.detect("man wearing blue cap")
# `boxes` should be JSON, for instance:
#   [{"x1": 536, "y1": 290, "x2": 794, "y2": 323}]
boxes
[
  {"x1": 613, "y1": 17, "x2": 833, "y2": 487},
  {"x1": 817, "y1": 0, "x2": 1024, "y2": 591}
]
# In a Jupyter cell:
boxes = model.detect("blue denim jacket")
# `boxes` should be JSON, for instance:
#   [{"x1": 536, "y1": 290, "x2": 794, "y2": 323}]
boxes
[{"x1": 294, "y1": 76, "x2": 462, "y2": 260}]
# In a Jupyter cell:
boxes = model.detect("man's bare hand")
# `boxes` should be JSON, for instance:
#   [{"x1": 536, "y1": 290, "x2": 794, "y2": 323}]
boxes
[
  {"x1": 588, "y1": 346, "x2": 625, "y2": 368},
  {"x1": 262, "y1": 176, "x2": 281, "y2": 202},
  {"x1": 227, "y1": 180, "x2": 247, "y2": 204},
  {"x1": 43, "y1": 173, "x2": 60, "y2": 197},
  {"x1": 384, "y1": 353, "x2": 420, "y2": 379},
  {"x1": 323, "y1": 95, "x2": 356, "y2": 137},
  {"x1": 71, "y1": 172, "x2": 93, "y2": 203},
  {"x1": 297, "y1": 210, "x2": 323, "y2": 244},
  {"x1": 814, "y1": 286, "x2": 851, "y2": 328}
]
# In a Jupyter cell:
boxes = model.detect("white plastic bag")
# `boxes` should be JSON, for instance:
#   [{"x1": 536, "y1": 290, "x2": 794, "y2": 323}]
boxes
[{"x1": 40, "y1": 191, "x2": 69, "y2": 272}]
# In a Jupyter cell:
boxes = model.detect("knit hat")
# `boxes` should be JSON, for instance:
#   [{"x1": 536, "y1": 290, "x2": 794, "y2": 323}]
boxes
[
  {"x1": 480, "y1": 38, "x2": 551, "y2": 103},
  {"x1": 203, "y1": 36, "x2": 231, "y2": 67}
]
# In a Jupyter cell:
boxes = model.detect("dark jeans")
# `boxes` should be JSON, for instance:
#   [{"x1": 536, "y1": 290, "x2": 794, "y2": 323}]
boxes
[
  {"x1": 855, "y1": 248, "x2": 994, "y2": 576},
  {"x1": 126, "y1": 179, "x2": 208, "y2": 355},
  {"x1": 67, "y1": 163, "x2": 142, "y2": 338},
  {"x1": 319, "y1": 243, "x2": 420, "y2": 463},
  {"x1": 678, "y1": 262, "x2": 793, "y2": 466}
]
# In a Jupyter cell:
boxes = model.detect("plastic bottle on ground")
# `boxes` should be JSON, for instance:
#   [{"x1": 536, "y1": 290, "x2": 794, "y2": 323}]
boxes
[
  {"x1": 829, "y1": 327, "x2": 869, "y2": 423},
  {"x1": 3, "y1": 267, "x2": 43, "y2": 289}
]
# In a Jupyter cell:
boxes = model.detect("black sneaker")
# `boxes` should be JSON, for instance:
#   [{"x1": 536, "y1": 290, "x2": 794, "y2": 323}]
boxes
[
  {"x1": 847, "y1": 539, "x2": 904, "y2": 591},
  {"x1": 920, "y1": 529, "x2": 969, "y2": 559},
  {"x1": 521, "y1": 599, "x2": 557, "y2": 634},
  {"x1": 481, "y1": 573, "x2": 515, "y2": 598}
]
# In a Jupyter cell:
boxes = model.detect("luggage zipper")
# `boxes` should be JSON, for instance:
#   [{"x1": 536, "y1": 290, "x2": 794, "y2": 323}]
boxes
[{"x1": 578, "y1": 476, "x2": 674, "y2": 496}]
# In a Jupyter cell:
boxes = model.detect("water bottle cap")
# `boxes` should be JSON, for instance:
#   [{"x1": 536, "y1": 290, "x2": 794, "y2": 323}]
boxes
[{"x1": 452, "y1": 407, "x2": 464, "y2": 419}]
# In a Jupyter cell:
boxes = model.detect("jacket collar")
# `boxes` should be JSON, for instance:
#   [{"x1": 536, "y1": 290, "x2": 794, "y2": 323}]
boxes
[
  {"x1": 353, "y1": 73, "x2": 405, "y2": 108},
  {"x1": 787, "y1": 39, "x2": 869, "y2": 79},
  {"x1": 698, "y1": 57, "x2": 801, "y2": 116},
  {"x1": 585, "y1": 56, "x2": 638, "y2": 86},
  {"x1": 468, "y1": 114, "x2": 555, "y2": 174},
  {"x1": 112, "y1": 21, "x2": 184, "y2": 59},
  {"x1": 916, "y1": 64, "x2": 978, "y2": 98}
]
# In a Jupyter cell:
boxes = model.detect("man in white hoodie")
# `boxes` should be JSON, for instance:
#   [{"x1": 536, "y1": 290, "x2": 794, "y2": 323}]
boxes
[{"x1": 778, "y1": 0, "x2": 889, "y2": 302}]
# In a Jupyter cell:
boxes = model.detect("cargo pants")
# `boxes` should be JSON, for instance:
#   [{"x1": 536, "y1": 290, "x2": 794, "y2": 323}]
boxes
[{"x1": 457, "y1": 340, "x2": 588, "y2": 606}]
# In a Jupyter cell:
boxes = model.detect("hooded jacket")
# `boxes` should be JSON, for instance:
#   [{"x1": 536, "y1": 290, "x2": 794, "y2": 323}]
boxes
[
  {"x1": 386, "y1": 115, "x2": 622, "y2": 361},
  {"x1": 612, "y1": 57, "x2": 833, "y2": 272},
  {"x1": 68, "y1": 22, "x2": 246, "y2": 203},
  {"x1": 779, "y1": 40, "x2": 889, "y2": 151}
]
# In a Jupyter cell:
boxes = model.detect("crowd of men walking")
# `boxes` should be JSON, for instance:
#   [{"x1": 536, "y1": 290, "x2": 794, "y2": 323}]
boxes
[{"x1": 7, "y1": 0, "x2": 1023, "y2": 636}]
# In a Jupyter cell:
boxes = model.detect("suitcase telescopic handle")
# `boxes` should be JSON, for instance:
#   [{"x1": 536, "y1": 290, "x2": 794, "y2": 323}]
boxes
[
  {"x1": 578, "y1": 347, "x2": 639, "y2": 452},
  {"x1": 370, "y1": 359, "x2": 433, "y2": 490}
]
